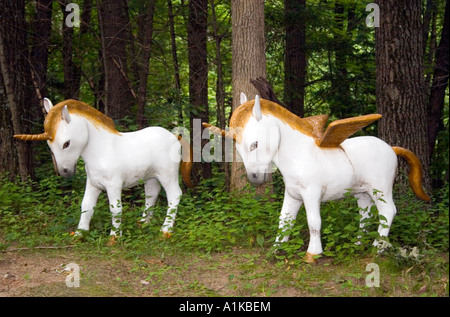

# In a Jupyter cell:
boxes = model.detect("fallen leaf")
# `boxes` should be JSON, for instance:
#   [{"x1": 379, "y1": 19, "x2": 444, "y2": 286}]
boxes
[{"x1": 417, "y1": 285, "x2": 427, "y2": 294}]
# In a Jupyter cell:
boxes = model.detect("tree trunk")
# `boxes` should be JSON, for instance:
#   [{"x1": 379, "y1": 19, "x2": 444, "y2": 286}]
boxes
[
  {"x1": 231, "y1": 0, "x2": 269, "y2": 193},
  {"x1": 427, "y1": 0, "x2": 449, "y2": 159},
  {"x1": 168, "y1": 0, "x2": 183, "y2": 123},
  {"x1": 60, "y1": 0, "x2": 78, "y2": 100},
  {"x1": 284, "y1": 0, "x2": 306, "y2": 117},
  {"x1": 59, "y1": 0, "x2": 92, "y2": 101},
  {"x1": 211, "y1": 0, "x2": 230, "y2": 189},
  {"x1": 331, "y1": 0, "x2": 355, "y2": 118},
  {"x1": 98, "y1": 0, "x2": 134, "y2": 120},
  {"x1": 375, "y1": 0, "x2": 431, "y2": 191},
  {"x1": 0, "y1": 0, "x2": 35, "y2": 180},
  {"x1": 188, "y1": 0, "x2": 211, "y2": 182},
  {"x1": 30, "y1": 0, "x2": 52, "y2": 103},
  {"x1": 136, "y1": 0, "x2": 156, "y2": 129}
]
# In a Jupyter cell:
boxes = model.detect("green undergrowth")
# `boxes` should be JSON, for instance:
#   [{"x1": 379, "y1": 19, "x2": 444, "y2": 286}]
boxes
[{"x1": 0, "y1": 166, "x2": 448, "y2": 275}]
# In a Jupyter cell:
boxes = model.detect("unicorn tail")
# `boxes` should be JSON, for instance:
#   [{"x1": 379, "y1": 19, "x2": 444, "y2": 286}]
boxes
[
  {"x1": 392, "y1": 146, "x2": 431, "y2": 202},
  {"x1": 177, "y1": 135, "x2": 194, "y2": 188}
]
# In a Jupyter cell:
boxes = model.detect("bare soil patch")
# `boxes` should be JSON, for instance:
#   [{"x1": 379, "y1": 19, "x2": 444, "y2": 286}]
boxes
[{"x1": 1, "y1": 247, "x2": 447, "y2": 297}]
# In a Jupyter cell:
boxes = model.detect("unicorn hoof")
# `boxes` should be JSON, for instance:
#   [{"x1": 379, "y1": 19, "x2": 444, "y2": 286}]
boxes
[
  {"x1": 303, "y1": 252, "x2": 319, "y2": 263},
  {"x1": 70, "y1": 231, "x2": 83, "y2": 243},
  {"x1": 106, "y1": 235, "x2": 118, "y2": 246}
]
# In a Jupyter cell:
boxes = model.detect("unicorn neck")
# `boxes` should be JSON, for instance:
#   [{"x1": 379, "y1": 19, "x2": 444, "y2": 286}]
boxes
[
  {"x1": 276, "y1": 116, "x2": 315, "y2": 144},
  {"x1": 79, "y1": 115, "x2": 121, "y2": 161},
  {"x1": 274, "y1": 116, "x2": 317, "y2": 167}
]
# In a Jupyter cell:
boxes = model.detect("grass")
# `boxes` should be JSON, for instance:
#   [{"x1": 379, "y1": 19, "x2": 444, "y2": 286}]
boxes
[{"x1": 0, "y1": 166, "x2": 448, "y2": 297}]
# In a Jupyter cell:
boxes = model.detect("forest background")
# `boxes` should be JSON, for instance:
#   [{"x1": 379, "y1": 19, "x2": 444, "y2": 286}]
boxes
[
  {"x1": 0, "y1": 1, "x2": 448, "y2": 294},
  {"x1": 0, "y1": 0, "x2": 448, "y2": 193}
]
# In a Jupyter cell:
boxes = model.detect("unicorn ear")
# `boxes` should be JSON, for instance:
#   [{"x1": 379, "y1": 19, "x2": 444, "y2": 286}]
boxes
[
  {"x1": 61, "y1": 105, "x2": 71, "y2": 123},
  {"x1": 43, "y1": 98, "x2": 53, "y2": 114},
  {"x1": 252, "y1": 95, "x2": 262, "y2": 121},
  {"x1": 240, "y1": 92, "x2": 248, "y2": 104}
]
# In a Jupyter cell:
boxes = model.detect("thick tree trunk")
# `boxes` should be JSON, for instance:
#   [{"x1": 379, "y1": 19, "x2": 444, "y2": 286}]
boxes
[
  {"x1": 284, "y1": 0, "x2": 306, "y2": 117},
  {"x1": 188, "y1": 0, "x2": 211, "y2": 182},
  {"x1": 231, "y1": 0, "x2": 269, "y2": 193},
  {"x1": 98, "y1": 0, "x2": 134, "y2": 120},
  {"x1": 136, "y1": 0, "x2": 156, "y2": 129},
  {"x1": 375, "y1": 0, "x2": 431, "y2": 190}
]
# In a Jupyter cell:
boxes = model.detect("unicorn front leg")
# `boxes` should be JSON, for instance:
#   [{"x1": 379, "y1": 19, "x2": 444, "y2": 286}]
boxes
[
  {"x1": 76, "y1": 179, "x2": 102, "y2": 235},
  {"x1": 106, "y1": 186, "x2": 123, "y2": 242},
  {"x1": 275, "y1": 190, "x2": 302, "y2": 245},
  {"x1": 141, "y1": 178, "x2": 161, "y2": 223}
]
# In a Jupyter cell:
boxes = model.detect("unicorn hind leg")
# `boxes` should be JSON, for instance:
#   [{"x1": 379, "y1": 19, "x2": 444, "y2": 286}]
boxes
[
  {"x1": 371, "y1": 189, "x2": 397, "y2": 251},
  {"x1": 158, "y1": 174, "x2": 182, "y2": 237},
  {"x1": 354, "y1": 193, "x2": 374, "y2": 245}
]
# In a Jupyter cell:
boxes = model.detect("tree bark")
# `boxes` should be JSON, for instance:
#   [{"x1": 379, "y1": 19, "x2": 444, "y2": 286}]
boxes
[
  {"x1": 231, "y1": 0, "x2": 269, "y2": 192},
  {"x1": 331, "y1": 0, "x2": 355, "y2": 118},
  {"x1": 0, "y1": 0, "x2": 35, "y2": 180},
  {"x1": 284, "y1": 0, "x2": 306, "y2": 117},
  {"x1": 375, "y1": 0, "x2": 431, "y2": 190},
  {"x1": 168, "y1": 0, "x2": 183, "y2": 123},
  {"x1": 136, "y1": 0, "x2": 156, "y2": 129},
  {"x1": 188, "y1": 0, "x2": 211, "y2": 182},
  {"x1": 60, "y1": 0, "x2": 78, "y2": 100},
  {"x1": 30, "y1": 0, "x2": 53, "y2": 103},
  {"x1": 59, "y1": 0, "x2": 92, "y2": 101},
  {"x1": 427, "y1": 0, "x2": 449, "y2": 159},
  {"x1": 211, "y1": 0, "x2": 230, "y2": 189},
  {"x1": 98, "y1": 0, "x2": 134, "y2": 120}
]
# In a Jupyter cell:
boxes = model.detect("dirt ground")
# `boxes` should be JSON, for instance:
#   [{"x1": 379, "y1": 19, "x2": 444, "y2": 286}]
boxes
[
  {"x1": 0, "y1": 247, "x2": 299, "y2": 297},
  {"x1": 0, "y1": 247, "x2": 448, "y2": 297}
]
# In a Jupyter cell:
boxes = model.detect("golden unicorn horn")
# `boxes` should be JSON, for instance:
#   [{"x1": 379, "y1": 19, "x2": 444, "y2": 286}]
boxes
[
  {"x1": 14, "y1": 133, "x2": 50, "y2": 141},
  {"x1": 202, "y1": 122, "x2": 237, "y2": 141}
]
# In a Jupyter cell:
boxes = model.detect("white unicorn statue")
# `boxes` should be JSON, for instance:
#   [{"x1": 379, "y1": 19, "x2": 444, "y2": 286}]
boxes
[
  {"x1": 15, "y1": 98, "x2": 193, "y2": 244},
  {"x1": 204, "y1": 94, "x2": 430, "y2": 262}
]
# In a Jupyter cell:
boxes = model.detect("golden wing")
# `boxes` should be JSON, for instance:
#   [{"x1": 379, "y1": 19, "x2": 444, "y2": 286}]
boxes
[{"x1": 317, "y1": 114, "x2": 382, "y2": 148}]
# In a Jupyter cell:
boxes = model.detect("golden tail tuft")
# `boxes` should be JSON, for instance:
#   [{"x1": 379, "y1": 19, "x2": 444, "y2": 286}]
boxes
[
  {"x1": 178, "y1": 135, "x2": 194, "y2": 188},
  {"x1": 392, "y1": 146, "x2": 431, "y2": 202}
]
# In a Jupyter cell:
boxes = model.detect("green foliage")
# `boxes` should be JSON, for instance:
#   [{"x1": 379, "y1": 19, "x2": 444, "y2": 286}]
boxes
[{"x1": 1, "y1": 168, "x2": 448, "y2": 268}]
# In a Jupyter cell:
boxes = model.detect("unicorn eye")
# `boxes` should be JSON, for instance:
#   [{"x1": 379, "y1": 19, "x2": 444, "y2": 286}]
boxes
[
  {"x1": 63, "y1": 140, "x2": 70, "y2": 149},
  {"x1": 250, "y1": 141, "x2": 258, "y2": 152}
]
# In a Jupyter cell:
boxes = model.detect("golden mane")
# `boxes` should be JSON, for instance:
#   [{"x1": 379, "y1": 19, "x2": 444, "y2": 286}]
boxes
[
  {"x1": 44, "y1": 99, "x2": 120, "y2": 141},
  {"x1": 229, "y1": 98, "x2": 381, "y2": 147},
  {"x1": 229, "y1": 99, "x2": 328, "y2": 144}
]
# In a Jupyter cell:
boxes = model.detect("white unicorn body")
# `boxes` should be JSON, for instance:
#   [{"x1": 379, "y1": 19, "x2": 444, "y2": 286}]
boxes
[
  {"x1": 205, "y1": 94, "x2": 430, "y2": 262},
  {"x1": 15, "y1": 99, "x2": 192, "y2": 241}
]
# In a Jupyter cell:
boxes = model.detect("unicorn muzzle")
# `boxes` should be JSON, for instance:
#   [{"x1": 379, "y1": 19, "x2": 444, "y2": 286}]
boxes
[
  {"x1": 247, "y1": 171, "x2": 268, "y2": 186},
  {"x1": 56, "y1": 163, "x2": 77, "y2": 178}
]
